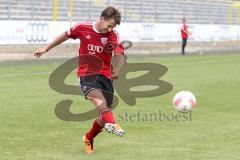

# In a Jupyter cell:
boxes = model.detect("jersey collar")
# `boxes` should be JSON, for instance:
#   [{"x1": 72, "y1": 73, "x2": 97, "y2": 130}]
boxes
[{"x1": 92, "y1": 22, "x2": 101, "y2": 33}]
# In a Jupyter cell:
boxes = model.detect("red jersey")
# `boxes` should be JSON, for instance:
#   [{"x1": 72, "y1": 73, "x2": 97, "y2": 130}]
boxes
[
  {"x1": 181, "y1": 24, "x2": 189, "y2": 39},
  {"x1": 65, "y1": 22, "x2": 124, "y2": 79}
]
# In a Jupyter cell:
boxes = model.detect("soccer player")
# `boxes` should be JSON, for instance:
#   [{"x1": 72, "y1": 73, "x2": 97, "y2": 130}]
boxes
[
  {"x1": 34, "y1": 6, "x2": 125, "y2": 154},
  {"x1": 181, "y1": 18, "x2": 191, "y2": 55}
]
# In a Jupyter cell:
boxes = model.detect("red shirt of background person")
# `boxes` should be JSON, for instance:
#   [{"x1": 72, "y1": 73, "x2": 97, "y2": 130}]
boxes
[
  {"x1": 65, "y1": 22, "x2": 124, "y2": 79},
  {"x1": 181, "y1": 22, "x2": 189, "y2": 39}
]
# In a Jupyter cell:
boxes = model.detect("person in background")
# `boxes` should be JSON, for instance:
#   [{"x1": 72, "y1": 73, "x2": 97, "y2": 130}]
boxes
[{"x1": 181, "y1": 17, "x2": 191, "y2": 55}]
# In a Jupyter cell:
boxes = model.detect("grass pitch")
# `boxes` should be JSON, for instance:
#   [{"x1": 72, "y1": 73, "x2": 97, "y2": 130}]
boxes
[{"x1": 0, "y1": 53, "x2": 240, "y2": 160}]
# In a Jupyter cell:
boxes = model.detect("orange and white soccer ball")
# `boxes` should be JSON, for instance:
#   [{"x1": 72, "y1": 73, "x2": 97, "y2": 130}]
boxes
[{"x1": 173, "y1": 91, "x2": 196, "y2": 112}]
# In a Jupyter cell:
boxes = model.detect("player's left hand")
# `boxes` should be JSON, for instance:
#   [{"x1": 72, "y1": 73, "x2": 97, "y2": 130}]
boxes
[{"x1": 112, "y1": 69, "x2": 120, "y2": 79}]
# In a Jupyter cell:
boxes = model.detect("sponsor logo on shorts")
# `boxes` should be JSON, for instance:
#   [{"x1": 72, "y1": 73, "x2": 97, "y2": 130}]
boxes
[{"x1": 82, "y1": 86, "x2": 87, "y2": 91}]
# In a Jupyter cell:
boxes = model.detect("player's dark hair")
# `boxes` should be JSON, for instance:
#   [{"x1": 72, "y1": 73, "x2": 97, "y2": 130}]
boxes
[{"x1": 101, "y1": 6, "x2": 121, "y2": 25}]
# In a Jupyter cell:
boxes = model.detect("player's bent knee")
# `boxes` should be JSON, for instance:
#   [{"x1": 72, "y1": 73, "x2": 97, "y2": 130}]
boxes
[
  {"x1": 88, "y1": 97, "x2": 107, "y2": 107},
  {"x1": 87, "y1": 93, "x2": 107, "y2": 107}
]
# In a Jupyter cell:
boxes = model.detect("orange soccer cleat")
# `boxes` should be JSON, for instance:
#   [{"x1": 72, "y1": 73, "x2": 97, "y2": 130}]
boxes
[{"x1": 82, "y1": 135, "x2": 94, "y2": 154}]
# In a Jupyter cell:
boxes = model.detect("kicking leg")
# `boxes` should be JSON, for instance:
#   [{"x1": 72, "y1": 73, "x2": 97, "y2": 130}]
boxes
[{"x1": 87, "y1": 89, "x2": 124, "y2": 136}]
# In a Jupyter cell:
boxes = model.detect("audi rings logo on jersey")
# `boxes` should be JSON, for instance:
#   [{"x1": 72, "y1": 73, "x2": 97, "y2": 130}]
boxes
[
  {"x1": 25, "y1": 23, "x2": 49, "y2": 43},
  {"x1": 87, "y1": 44, "x2": 104, "y2": 53}
]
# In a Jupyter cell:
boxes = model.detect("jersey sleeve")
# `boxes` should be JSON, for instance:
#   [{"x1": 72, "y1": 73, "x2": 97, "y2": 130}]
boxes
[
  {"x1": 65, "y1": 23, "x2": 81, "y2": 40},
  {"x1": 112, "y1": 31, "x2": 124, "y2": 55}
]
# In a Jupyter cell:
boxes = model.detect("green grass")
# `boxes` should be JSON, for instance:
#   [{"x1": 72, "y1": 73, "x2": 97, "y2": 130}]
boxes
[{"x1": 0, "y1": 53, "x2": 240, "y2": 160}]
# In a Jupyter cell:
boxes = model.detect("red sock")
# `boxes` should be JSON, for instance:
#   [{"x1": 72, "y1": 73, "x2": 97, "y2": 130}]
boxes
[
  {"x1": 86, "y1": 120, "x2": 103, "y2": 141},
  {"x1": 102, "y1": 111, "x2": 116, "y2": 124}
]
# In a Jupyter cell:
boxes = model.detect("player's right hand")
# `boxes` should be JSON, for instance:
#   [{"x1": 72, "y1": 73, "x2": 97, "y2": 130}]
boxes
[{"x1": 34, "y1": 48, "x2": 47, "y2": 58}]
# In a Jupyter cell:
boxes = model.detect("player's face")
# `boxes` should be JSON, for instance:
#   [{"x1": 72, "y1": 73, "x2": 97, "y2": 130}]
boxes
[{"x1": 99, "y1": 17, "x2": 117, "y2": 34}]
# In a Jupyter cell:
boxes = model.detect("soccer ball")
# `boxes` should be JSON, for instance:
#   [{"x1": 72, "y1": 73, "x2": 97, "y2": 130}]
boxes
[{"x1": 173, "y1": 91, "x2": 196, "y2": 112}]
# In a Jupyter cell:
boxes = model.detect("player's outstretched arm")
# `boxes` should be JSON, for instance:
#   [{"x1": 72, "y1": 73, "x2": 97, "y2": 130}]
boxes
[
  {"x1": 112, "y1": 54, "x2": 126, "y2": 79},
  {"x1": 34, "y1": 32, "x2": 69, "y2": 58}
]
